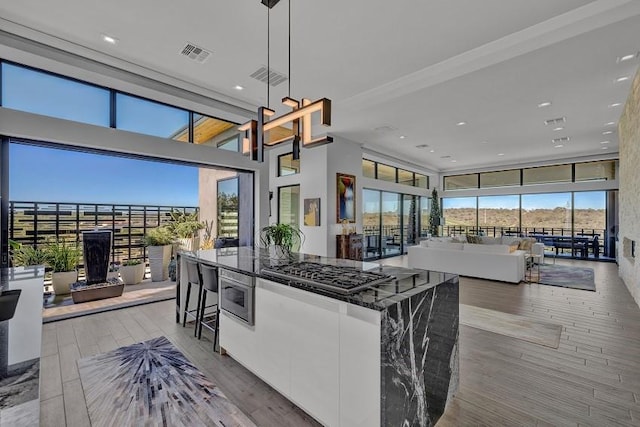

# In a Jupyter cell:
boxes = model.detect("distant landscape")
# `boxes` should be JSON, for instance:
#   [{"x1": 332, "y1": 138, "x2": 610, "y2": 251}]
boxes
[{"x1": 363, "y1": 207, "x2": 606, "y2": 233}]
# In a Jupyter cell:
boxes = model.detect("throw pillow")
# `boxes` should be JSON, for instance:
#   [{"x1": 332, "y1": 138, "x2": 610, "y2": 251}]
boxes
[
  {"x1": 518, "y1": 238, "x2": 534, "y2": 252},
  {"x1": 508, "y1": 243, "x2": 519, "y2": 253},
  {"x1": 481, "y1": 237, "x2": 501, "y2": 245}
]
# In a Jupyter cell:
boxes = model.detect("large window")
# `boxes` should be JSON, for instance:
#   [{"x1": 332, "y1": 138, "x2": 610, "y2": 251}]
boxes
[
  {"x1": 382, "y1": 192, "x2": 402, "y2": 256},
  {"x1": 217, "y1": 136, "x2": 240, "y2": 152},
  {"x1": 217, "y1": 178, "x2": 239, "y2": 238},
  {"x1": 444, "y1": 174, "x2": 478, "y2": 191},
  {"x1": 362, "y1": 159, "x2": 429, "y2": 188},
  {"x1": 278, "y1": 153, "x2": 300, "y2": 176},
  {"x1": 478, "y1": 195, "x2": 519, "y2": 231},
  {"x1": 575, "y1": 160, "x2": 616, "y2": 182},
  {"x1": 420, "y1": 196, "x2": 431, "y2": 236},
  {"x1": 1, "y1": 62, "x2": 110, "y2": 127},
  {"x1": 574, "y1": 191, "x2": 606, "y2": 235},
  {"x1": 480, "y1": 170, "x2": 520, "y2": 188},
  {"x1": 193, "y1": 114, "x2": 236, "y2": 145},
  {"x1": 278, "y1": 185, "x2": 300, "y2": 226},
  {"x1": 363, "y1": 189, "x2": 382, "y2": 259},
  {"x1": 521, "y1": 193, "x2": 572, "y2": 232},
  {"x1": 115, "y1": 93, "x2": 189, "y2": 139},
  {"x1": 522, "y1": 164, "x2": 572, "y2": 186},
  {"x1": 442, "y1": 198, "x2": 477, "y2": 229}
]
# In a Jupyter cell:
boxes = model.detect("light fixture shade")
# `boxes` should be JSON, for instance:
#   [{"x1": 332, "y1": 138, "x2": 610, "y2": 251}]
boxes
[{"x1": 261, "y1": 0, "x2": 281, "y2": 8}]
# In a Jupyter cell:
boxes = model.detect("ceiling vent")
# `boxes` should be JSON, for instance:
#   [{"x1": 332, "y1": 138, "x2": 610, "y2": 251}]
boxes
[
  {"x1": 373, "y1": 125, "x2": 397, "y2": 133},
  {"x1": 250, "y1": 66, "x2": 288, "y2": 87},
  {"x1": 544, "y1": 117, "x2": 566, "y2": 126},
  {"x1": 415, "y1": 144, "x2": 429, "y2": 148},
  {"x1": 552, "y1": 136, "x2": 570, "y2": 143},
  {"x1": 440, "y1": 155, "x2": 452, "y2": 159},
  {"x1": 180, "y1": 43, "x2": 212, "y2": 63}
]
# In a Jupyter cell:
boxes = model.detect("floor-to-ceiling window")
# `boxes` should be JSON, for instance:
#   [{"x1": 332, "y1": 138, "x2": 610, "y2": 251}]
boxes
[
  {"x1": 363, "y1": 189, "x2": 381, "y2": 259},
  {"x1": 217, "y1": 177, "x2": 239, "y2": 238},
  {"x1": 442, "y1": 197, "x2": 477, "y2": 235},
  {"x1": 382, "y1": 192, "x2": 402, "y2": 256},
  {"x1": 278, "y1": 185, "x2": 300, "y2": 227},
  {"x1": 478, "y1": 195, "x2": 520, "y2": 236},
  {"x1": 521, "y1": 193, "x2": 572, "y2": 234}
]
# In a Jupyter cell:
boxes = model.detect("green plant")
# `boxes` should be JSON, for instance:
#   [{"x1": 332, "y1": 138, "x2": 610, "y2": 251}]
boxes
[
  {"x1": 144, "y1": 226, "x2": 174, "y2": 246},
  {"x1": 259, "y1": 223, "x2": 304, "y2": 253},
  {"x1": 122, "y1": 259, "x2": 142, "y2": 266},
  {"x1": 429, "y1": 188, "x2": 441, "y2": 237},
  {"x1": 11, "y1": 244, "x2": 48, "y2": 267},
  {"x1": 166, "y1": 210, "x2": 204, "y2": 239},
  {"x1": 44, "y1": 239, "x2": 80, "y2": 272}
]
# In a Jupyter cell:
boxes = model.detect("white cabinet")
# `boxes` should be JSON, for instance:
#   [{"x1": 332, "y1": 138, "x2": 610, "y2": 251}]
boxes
[{"x1": 220, "y1": 278, "x2": 380, "y2": 427}]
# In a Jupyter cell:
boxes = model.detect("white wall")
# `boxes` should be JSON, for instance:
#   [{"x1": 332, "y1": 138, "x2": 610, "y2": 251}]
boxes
[{"x1": 618, "y1": 68, "x2": 640, "y2": 308}]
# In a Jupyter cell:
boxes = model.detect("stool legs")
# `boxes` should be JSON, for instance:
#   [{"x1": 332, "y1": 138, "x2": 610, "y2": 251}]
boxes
[
  {"x1": 182, "y1": 282, "x2": 191, "y2": 327},
  {"x1": 198, "y1": 288, "x2": 207, "y2": 340},
  {"x1": 193, "y1": 284, "x2": 203, "y2": 337}
]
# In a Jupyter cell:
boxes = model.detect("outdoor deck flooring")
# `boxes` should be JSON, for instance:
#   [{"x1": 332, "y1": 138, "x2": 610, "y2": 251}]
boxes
[{"x1": 39, "y1": 258, "x2": 640, "y2": 426}]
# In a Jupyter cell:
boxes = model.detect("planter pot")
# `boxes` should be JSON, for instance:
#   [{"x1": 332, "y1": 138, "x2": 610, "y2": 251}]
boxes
[
  {"x1": 52, "y1": 271, "x2": 78, "y2": 295},
  {"x1": 177, "y1": 237, "x2": 200, "y2": 252},
  {"x1": 148, "y1": 245, "x2": 172, "y2": 282},
  {"x1": 71, "y1": 283, "x2": 124, "y2": 304},
  {"x1": 120, "y1": 264, "x2": 145, "y2": 285},
  {"x1": 269, "y1": 245, "x2": 289, "y2": 260},
  {"x1": 0, "y1": 289, "x2": 22, "y2": 321}
]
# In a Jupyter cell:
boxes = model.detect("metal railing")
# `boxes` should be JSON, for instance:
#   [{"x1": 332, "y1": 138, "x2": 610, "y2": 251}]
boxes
[{"x1": 9, "y1": 201, "x2": 198, "y2": 268}]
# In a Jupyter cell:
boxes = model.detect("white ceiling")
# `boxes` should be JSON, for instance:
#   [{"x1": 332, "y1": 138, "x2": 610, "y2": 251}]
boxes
[{"x1": 0, "y1": 0, "x2": 639, "y2": 172}]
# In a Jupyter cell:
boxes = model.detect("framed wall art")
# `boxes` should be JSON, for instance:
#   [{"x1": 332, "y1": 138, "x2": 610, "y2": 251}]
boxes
[
  {"x1": 336, "y1": 173, "x2": 356, "y2": 223},
  {"x1": 303, "y1": 198, "x2": 321, "y2": 226}
]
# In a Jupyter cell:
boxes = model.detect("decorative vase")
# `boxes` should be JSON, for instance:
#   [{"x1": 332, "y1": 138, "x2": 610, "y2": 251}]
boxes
[
  {"x1": 269, "y1": 245, "x2": 289, "y2": 260},
  {"x1": 120, "y1": 264, "x2": 145, "y2": 285},
  {"x1": 148, "y1": 245, "x2": 172, "y2": 282},
  {"x1": 52, "y1": 271, "x2": 78, "y2": 295},
  {"x1": 82, "y1": 230, "x2": 112, "y2": 285}
]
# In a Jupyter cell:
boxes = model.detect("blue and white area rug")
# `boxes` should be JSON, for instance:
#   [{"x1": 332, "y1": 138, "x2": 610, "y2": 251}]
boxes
[
  {"x1": 77, "y1": 336, "x2": 256, "y2": 427},
  {"x1": 538, "y1": 264, "x2": 596, "y2": 291}
]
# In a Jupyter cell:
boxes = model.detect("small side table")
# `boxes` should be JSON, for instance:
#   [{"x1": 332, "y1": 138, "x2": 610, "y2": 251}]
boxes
[{"x1": 525, "y1": 254, "x2": 542, "y2": 284}]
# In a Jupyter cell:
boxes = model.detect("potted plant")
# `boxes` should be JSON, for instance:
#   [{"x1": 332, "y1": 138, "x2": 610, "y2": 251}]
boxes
[
  {"x1": 259, "y1": 223, "x2": 304, "y2": 258},
  {"x1": 200, "y1": 219, "x2": 215, "y2": 250},
  {"x1": 10, "y1": 243, "x2": 48, "y2": 267},
  {"x1": 45, "y1": 239, "x2": 81, "y2": 295},
  {"x1": 166, "y1": 210, "x2": 204, "y2": 251},
  {"x1": 107, "y1": 263, "x2": 120, "y2": 281},
  {"x1": 120, "y1": 259, "x2": 145, "y2": 285},
  {"x1": 144, "y1": 226, "x2": 173, "y2": 282}
]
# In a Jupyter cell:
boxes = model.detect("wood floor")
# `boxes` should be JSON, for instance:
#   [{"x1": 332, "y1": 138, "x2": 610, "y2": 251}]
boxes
[{"x1": 39, "y1": 258, "x2": 640, "y2": 427}]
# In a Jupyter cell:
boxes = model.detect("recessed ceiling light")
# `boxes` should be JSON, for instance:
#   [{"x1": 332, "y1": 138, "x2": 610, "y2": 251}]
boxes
[
  {"x1": 451, "y1": 160, "x2": 457, "y2": 163},
  {"x1": 615, "y1": 76, "x2": 630, "y2": 83},
  {"x1": 617, "y1": 53, "x2": 637, "y2": 63},
  {"x1": 497, "y1": 153, "x2": 505, "y2": 156},
  {"x1": 415, "y1": 144, "x2": 428, "y2": 148},
  {"x1": 234, "y1": 85, "x2": 244, "y2": 90},
  {"x1": 600, "y1": 140, "x2": 610, "y2": 144},
  {"x1": 101, "y1": 34, "x2": 118, "y2": 44},
  {"x1": 605, "y1": 122, "x2": 616, "y2": 126},
  {"x1": 601, "y1": 146, "x2": 608, "y2": 149},
  {"x1": 429, "y1": 149, "x2": 435, "y2": 153},
  {"x1": 609, "y1": 103, "x2": 622, "y2": 108},
  {"x1": 553, "y1": 127, "x2": 564, "y2": 131},
  {"x1": 537, "y1": 101, "x2": 552, "y2": 108},
  {"x1": 400, "y1": 135, "x2": 406, "y2": 139},
  {"x1": 480, "y1": 141, "x2": 488, "y2": 144},
  {"x1": 554, "y1": 144, "x2": 564, "y2": 148},
  {"x1": 602, "y1": 130, "x2": 614, "y2": 135},
  {"x1": 456, "y1": 121, "x2": 467, "y2": 126}
]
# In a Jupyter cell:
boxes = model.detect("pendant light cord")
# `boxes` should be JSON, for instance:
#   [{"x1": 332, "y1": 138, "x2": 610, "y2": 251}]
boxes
[
  {"x1": 288, "y1": 0, "x2": 291, "y2": 98},
  {"x1": 267, "y1": 7, "x2": 270, "y2": 108}
]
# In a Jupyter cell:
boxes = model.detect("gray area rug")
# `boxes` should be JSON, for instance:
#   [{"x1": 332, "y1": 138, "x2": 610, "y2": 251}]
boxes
[
  {"x1": 460, "y1": 304, "x2": 562, "y2": 348},
  {"x1": 538, "y1": 264, "x2": 596, "y2": 291},
  {"x1": 78, "y1": 336, "x2": 256, "y2": 427}
]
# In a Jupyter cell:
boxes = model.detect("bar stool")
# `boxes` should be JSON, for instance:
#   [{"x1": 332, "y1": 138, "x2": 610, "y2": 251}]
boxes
[
  {"x1": 182, "y1": 259, "x2": 202, "y2": 337},
  {"x1": 198, "y1": 264, "x2": 220, "y2": 352}
]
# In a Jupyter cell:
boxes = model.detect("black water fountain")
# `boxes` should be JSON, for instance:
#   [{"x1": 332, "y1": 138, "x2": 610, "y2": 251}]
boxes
[{"x1": 70, "y1": 230, "x2": 124, "y2": 303}]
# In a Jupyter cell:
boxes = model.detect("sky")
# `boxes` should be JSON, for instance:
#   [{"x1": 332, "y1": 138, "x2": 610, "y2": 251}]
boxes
[
  {"x1": 10, "y1": 144, "x2": 199, "y2": 206},
  {"x1": 442, "y1": 192, "x2": 605, "y2": 210}
]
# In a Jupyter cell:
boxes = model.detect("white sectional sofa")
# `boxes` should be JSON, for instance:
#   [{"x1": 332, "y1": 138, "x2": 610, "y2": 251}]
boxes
[{"x1": 408, "y1": 239, "x2": 531, "y2": 284}]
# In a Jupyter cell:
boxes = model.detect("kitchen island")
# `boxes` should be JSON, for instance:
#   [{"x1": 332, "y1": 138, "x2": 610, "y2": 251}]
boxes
[
  {"x1": 178, "y1": 247, "x2": 458, "y2": 427},
  {"x1": 0, "y1": 266, "x2": 45, "y2": 426}
]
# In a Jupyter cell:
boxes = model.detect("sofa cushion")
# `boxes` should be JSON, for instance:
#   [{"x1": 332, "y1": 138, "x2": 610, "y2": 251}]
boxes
[
  {"x1": 463, "y1": 243, "x2": 510, "y2": 254},
  {"x1": 518, "y1": 237, "x2": 536, "y2": 252},
  {"x1": 481, "y1": 237, "x2": 501, "y2": 245},
  {"x1": 501, "y1": 236, "x2": 521, "y2": 246},
  {"x1": 427, "y1": 241, "x2": 464, "y2": 250},
  {"x1": 419, "y1": 240, "x2": 430, "y2": 247}
]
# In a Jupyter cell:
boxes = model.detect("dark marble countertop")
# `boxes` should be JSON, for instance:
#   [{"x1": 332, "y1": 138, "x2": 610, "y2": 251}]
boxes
[
  {"x1": 0, "y1": 266, "x2": 44, "y2": 425},
  {"x1": 179, "y1": 247, "x2": 457, "y2": 311}
]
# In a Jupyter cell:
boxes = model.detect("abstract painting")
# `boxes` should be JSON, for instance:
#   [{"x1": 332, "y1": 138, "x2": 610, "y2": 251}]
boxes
[
  {"x1": 337, "y1": 173, "x2": 356, "y2": 223},
  {"x1": 304, "y1": 198, "x2": 320, "y2": 226}
]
